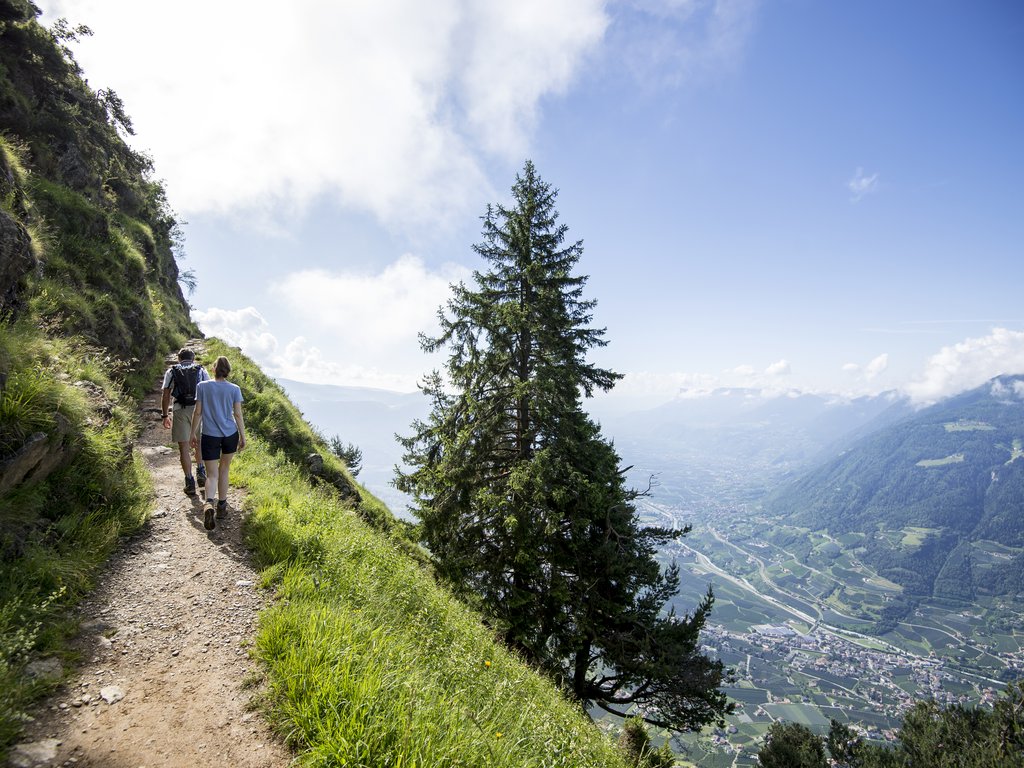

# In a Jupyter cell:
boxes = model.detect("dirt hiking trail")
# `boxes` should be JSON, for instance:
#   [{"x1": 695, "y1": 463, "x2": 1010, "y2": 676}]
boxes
[{"x1": 9, "y1": 351, "x2": 293, "y2": 768}]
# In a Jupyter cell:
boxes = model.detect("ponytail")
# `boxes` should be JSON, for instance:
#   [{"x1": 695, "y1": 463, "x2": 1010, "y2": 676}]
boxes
[{"x1": 214, "y1": 356, "x2": 231, "y2": 379}]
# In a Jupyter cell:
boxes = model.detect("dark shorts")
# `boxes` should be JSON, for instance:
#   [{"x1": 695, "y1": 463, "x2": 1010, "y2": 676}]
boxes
[{"x1": 201, "y1": 432, "x2": 239, "y2": 461}]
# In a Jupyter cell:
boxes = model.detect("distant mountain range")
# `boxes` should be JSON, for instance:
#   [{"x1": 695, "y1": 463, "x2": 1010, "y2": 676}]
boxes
[
  {"x1": 596, "y1": 387, "x2": 914, "y2": 502},
  {"x1": 766, "y1": 375, "x2": 1024, "y2": 603},
  {"x1": 277, "y1": 378, "x2": 919, "y2": 514},
  {"x1": 278, "y1": 374, "x2": 1024, "y2": 611}
]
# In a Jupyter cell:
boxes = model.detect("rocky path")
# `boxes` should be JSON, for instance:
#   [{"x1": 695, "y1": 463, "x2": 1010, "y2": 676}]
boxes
[{"x1": 8, "y1": 361, "x2": 293, "y2": 768}]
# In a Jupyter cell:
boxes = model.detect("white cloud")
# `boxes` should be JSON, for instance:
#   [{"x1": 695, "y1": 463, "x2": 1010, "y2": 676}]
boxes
[
  {"x1": 458, "y1": 2, "x2": 608, "y2": 157},
  {"x1": 277, "y1": 337, "x2": 420, "y2": 391},
  {"x1": 990, "y1": 379, "x2": 1024, "y2": 402},
  {"x1": 841, "y1": 353, "x2": 890, "y2": 395},
  {"x1": 38, "y1": 0, "x2": 607, "y2": 229},
  {"x1": 864, "y1": 353, "x2": 889, "y2": 379},
  {"x1": 617, "y1": 370, "x2": 720, "y2": 398},
  {"x1": 193, "y1": 306, "x2": 427, "y2": 390},
  {"x1": 273, "y1": 256, "x2": 470, "y2": 350},
  {"x1": 904, "y1": 328, "x2": 1024, "y2": 404},
  {"x1": 194, "y1": 256, "x2": 471, "y2": 389},
  {"x1": 605, "y1": 361, "x2": 789, "y2": 407},
  {"x1": 591, "y1": 369, "x2": 723, "y2": 414},
  {"x1": 193, "y1": 307, "x2": 279, "y2": 358},
  {"x1": 848, "y1": 167, "x2": 879, "y2": 201},
  {"x1": 613, "y1": 0, "x2": 760, "y2": 87}
]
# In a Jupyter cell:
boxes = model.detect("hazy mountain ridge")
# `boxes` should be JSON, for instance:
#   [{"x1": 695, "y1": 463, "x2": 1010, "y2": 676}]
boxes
[
  {"x1": 594, "y1": 388, "x2": 914, "y2": 503},
  {"x1": 278, "y1": 379, "x2": 919, "y2": 514},
  {"x1": 766, "y1": 375, "x2": 1024, "y2": 602}
]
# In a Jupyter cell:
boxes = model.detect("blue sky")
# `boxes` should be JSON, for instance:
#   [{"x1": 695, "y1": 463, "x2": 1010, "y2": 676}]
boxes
[{"x1": 40, "y1": 1, "x2": 1024, "y2": 407}]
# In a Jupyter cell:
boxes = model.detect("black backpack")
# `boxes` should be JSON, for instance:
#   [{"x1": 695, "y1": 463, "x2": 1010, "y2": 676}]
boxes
[{"x1": 170, "y1": 364, "x2": 204, "y2": 406}]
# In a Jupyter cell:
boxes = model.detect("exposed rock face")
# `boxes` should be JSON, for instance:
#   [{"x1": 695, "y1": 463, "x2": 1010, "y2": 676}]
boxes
[
  {"x1": 306, "y1": 452, "x2": 324, "y2": 476},
  {"x1": 7, "y1": 738, "x2": 61, "y2": 768},
  {"x1": 24, "y1": 657, "x2": 63, "y2": 682},
  {"x1": 56, "y1": 142, "x2": 101, "y2": 193},
  {"x1": 305, "y1": 451, "x2": 361, "y2": 501},
  {"x1": 0, "y1": 208, "x2": 36, "y2": 315},
  {"x1": 0, "y1": 433, "x2": 51, "y2": 493},
  {"x1": 0, "y1": 413, "x2": 78, "y2": 495},
  {"x1": 329, "y1": 470, "x2": 362, "y2": 503}
]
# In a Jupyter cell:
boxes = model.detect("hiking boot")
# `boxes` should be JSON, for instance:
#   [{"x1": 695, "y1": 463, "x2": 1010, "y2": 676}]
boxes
[
  {"x1": 196, "y1": 464, "x2": 207, "y2": 488},
  {"x1": 216, "y1": 499, "x2": 228, "y2": 518},
  {"x1": 184, "y1": 475, "x2": 196, "y2": 496},
  {"x1": 204, "y1": 501, "x2": 216, "y2": 531}
]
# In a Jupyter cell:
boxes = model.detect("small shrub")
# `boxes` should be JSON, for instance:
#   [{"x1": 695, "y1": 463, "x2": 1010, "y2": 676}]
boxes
[
  {"x1": 328, "y1": 435, "x2": 362, "y2": 477},
  {"x1": 618, "y1": 717, "x2": 676, "y2": 768}
]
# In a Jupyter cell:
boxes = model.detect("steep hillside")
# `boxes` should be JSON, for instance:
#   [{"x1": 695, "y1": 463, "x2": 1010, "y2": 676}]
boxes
[
  {"x1": 766, "y1": 375, "x2": 1024, "y2": 603},
  {"x1": 1, "y1": 2, "x2": 199, "y2": 566},
  {"x1": 0, "y1": 2, "x2": 195, "y2": 364}
]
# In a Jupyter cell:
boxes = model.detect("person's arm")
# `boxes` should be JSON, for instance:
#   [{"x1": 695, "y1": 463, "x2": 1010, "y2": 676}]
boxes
[
  {"x1": 189, "y1": 397, "x2": 203, "y2": 448},
  {"x1": 233, "y1": 400, "x2": 246, "y2": 451},
  {"x1": 161, "y1": 388, "x2": 172, "y2": 429}
]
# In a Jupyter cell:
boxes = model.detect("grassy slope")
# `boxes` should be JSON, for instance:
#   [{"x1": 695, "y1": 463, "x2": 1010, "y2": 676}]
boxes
[{"x1": 205, "y1": 339, "x2": 631, "y2": 767}]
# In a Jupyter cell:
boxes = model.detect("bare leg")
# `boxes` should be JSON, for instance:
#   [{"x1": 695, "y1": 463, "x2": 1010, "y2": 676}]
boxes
[
  {"x1": 218, "y1": 453, "x2": 235, "y2": 502},
  {"x1": 205, "y1": 459, "x2": 220, "y2": 503}
]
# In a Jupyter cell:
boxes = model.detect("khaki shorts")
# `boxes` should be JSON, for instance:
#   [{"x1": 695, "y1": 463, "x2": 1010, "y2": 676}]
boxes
[{"x1": 171, "y1": 404, "x2": 197, "y2": 443}]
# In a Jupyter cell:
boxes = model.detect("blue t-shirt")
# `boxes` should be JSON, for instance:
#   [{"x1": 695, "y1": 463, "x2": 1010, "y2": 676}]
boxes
[{"x1": 196, "y1": 379, "x2": 243, "y2": 437}]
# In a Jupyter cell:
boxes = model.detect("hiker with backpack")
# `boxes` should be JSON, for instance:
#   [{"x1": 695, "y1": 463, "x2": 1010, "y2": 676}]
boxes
[
  {"x1": 161, "y1": 347, "x2": 209, "y2": 495},
  {"x1": 189, "y1": 355, "x2": 246, "y2": 531}
]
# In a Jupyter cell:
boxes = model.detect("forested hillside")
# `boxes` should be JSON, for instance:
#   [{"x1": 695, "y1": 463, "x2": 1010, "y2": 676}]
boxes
[{"x1": 767, "y1": 375, "x2": 1024, "y2": 604}]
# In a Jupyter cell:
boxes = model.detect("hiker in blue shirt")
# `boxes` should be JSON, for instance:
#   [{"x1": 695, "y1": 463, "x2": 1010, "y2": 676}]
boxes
[
  {"x1": 189, "y1": 355, "x2": 246, "y2": 531},
  {"x1": 161, "y1": 347, "x2": 209, "y2": 495}
]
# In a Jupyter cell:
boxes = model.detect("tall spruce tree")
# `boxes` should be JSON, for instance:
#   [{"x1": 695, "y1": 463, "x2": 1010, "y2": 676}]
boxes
[{"x1": 396, "y1": 161, "x2": 730, "y2": 731}]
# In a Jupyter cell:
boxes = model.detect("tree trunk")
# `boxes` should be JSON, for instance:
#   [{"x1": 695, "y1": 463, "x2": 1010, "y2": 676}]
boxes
[{"x1": 573, "y1": 640, "x2": 592, "y2": 700}]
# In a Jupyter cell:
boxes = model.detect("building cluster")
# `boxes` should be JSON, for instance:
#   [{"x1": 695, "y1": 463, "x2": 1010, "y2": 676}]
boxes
[{"x1": 704, "y1": 621, "x2": 1009, "y2": 733}]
